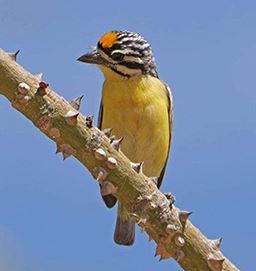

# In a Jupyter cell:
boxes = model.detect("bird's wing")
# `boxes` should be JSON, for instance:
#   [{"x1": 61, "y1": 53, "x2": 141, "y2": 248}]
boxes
[
  {"x1": 97, "y1": 101, "x2": 103, "y2": 129},
  {"x1": 157, "y1": 82, "x2": 173, "y2": 188},
  {"x1": 98, "y1": 82, "x2": 173, "y2": 189}
]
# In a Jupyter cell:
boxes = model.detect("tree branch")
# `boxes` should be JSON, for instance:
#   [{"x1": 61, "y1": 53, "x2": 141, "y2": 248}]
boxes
[{"x1": 0, "y1": 48, "x2": 239, "y2": 271}]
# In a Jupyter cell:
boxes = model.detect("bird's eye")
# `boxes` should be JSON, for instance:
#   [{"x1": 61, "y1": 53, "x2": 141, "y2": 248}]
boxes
[{"x1": 111, "y1": 52, "x2": 124, "y2": 62}]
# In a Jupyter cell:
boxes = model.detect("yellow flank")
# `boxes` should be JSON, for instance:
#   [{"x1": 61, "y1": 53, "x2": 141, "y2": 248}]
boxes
[{"x1": 99, "y1": 66, "x2": 170, "y2": 177}]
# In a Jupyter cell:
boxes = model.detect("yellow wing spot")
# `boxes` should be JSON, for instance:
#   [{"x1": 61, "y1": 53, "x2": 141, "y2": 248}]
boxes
[{"x1": 99, "y1": 32, "x2": 119, "y2": 48}]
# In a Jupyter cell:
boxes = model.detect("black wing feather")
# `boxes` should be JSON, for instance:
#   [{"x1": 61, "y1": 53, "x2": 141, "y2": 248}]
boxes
[{"x1": 157, "y1": 82, "x2": 173, "y2": 188}]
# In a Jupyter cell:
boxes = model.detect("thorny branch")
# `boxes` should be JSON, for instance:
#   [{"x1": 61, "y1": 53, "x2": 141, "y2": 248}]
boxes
[{"x1": 0, "y1": 49, "x2": 239, "y2": 271}]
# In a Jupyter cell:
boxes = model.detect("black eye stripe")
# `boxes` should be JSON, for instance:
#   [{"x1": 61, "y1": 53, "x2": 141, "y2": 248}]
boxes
[
  {"x1": 111, "y1": 52, "x2": 124, "y2": 61},
  {"x1": 124, "y1": 52, "x2": 141, "y2": 57},
  {"x1": 120, "y1": 61, "x2": 145, "y2": 70}
]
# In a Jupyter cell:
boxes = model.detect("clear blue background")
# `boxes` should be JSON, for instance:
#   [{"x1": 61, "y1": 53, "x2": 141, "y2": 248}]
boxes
[{"x1": 0, "y1": 1, "x2": 255, "y2": 270}]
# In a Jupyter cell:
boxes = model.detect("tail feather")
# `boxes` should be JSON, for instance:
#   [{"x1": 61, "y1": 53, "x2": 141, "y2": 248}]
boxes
[
  {"x1": 114, "y1": 202, "x2": 135, "y2": 246},
  {"x1": 102, "y1": 194, "x2": 117, "y2": 208}
]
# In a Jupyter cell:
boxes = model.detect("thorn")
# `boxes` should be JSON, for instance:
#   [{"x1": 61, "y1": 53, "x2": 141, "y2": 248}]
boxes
[
  {"x1": 155, "y1": 244, "x2": 172, "y2": 260},
  {"x1": 55, "y1": 144, "x2": 61, "y2": 154},
  {"x1": 175, "y1": 249, "x2": 185, "y2": 262},
  {"x1": 137, "y1": 217, "x2": 147, "y2": 227},
  {"x1": 63, "y1": 151, "x2": 71, "y2": 160},
  {"x1": 174, "y1": 235, "x2": 185, "y2": 247},
  {"x1": 166, "y1": 224, "x2": 179, "y2": 234},
  {"x1": 35, "y1": 73, "x2": 43, "y2": 81},
  {"x1": 164, "y1": 192, "x2": 176, "y2": 207},
  {"x1": 85, "y1": 115, "x2": 93, "y2": 128},
  {"x1": 36, "y1": 81, "x2": 48, "y2": 96},
  {"x1": 209, "y1": 238, "x2": 223, "y2": 249},
  {"x1": 8, "y1": 50, "x2": 20, "y2": 61},
  {"x1": 159, "y1": 257, "x2": 163, "y2": 262},
  {"x1": 131, "y1": 161, "x2": 143, "y2": 173},
  {"x1": 164, "y1": 192, "x2": 172, "y2": 200},
  {"x1": 17, "y1": 82, "x2": 30, "y2": 94},
  {"x1": 39, "y1": 81, "x2": 49, "y2": 88},
  {"x1": 93, "y1": 167, "x2": 108, "y2": 183},
  {"x1": 207, "y1": 254, "x2": 225, "y2": 271},
  {"x1": 69, "y1": 95, "x2": 84, "y2": 111},
  {"x1": 64, "y1": 110, "x2": 79, "y2": 126},
  {"x1": 55, "y1": 144, "x2": 76, "y2": 160},
  {"x1": 110, "y1": 137, "x2": 123, "y2": 151},
  {"x1": 148, "y1": 176, "x2": 158, "y2": 185},
  {"x1": 179, "y1": 211, "x2": 192, "y2": 226},
  {"x1": 94, "y1": 148, "x2": 106, "y2": 161},
  {"x1": 102, "y1": 128, "x2": 112, "y2": 138},
  {"x1": 106, "y1": 157, "x2": 117, "y2": 169},
  {"x1": 148, "y1": 236, "x2": 153, "y2": 242},
  {"x1": 100, "y1": 181, "x2": 117, "y2": 196},
  {"x1": 62, "y1": 144, "x2": 76, "y2": 160}
]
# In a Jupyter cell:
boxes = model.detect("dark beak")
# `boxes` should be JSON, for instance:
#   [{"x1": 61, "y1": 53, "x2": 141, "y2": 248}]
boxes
[{"x1": 77, "y1": 49, "x2": 104, "y2": 65}]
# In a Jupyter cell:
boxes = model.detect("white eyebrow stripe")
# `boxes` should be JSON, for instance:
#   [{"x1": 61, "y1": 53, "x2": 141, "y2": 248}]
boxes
[
  {"x1": 97, "y1": 49, "x2": 136, "y2": 65},
  {"x1": 111, "y1": 49, "x2": 135, "y2": 55}
]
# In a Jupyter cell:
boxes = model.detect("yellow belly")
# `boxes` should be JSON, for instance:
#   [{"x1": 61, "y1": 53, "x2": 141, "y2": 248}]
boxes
[{"x1": 101, "y1": 75, "x2": 170, "y2": 177}]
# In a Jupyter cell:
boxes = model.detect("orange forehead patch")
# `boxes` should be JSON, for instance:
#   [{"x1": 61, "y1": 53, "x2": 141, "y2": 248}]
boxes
[{"x1": 99, "y1": 32, "x2": 119, "y2": 48}]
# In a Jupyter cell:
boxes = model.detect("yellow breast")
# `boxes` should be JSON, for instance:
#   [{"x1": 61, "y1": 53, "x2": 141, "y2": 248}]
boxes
[{"x1": 101, "y1": 74, "x2": 170, "y2": 177}]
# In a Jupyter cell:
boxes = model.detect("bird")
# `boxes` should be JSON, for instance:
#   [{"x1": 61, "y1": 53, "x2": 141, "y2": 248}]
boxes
[{"x1": 77, "y1": 30, "x2": 173, "y2": 246}]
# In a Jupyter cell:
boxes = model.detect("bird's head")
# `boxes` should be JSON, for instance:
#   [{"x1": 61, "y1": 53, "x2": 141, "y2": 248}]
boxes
[{"x1": 77, "y1": 30, "x2": 158, "y2": 78}]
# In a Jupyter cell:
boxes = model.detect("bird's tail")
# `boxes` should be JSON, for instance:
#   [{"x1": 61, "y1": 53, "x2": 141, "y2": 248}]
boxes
[{"x1": 114, "y1": 202, "x2": 135, "y2": 246}]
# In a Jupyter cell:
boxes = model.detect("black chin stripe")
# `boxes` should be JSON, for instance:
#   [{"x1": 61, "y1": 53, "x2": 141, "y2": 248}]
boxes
[
  {"x1": 98, "y1": 42, "x2": 122, "y2": 55},
  {"x1": 109, "y1": 61, "x2": 144, "y2": 77},
  {"x1": 121, "y1": 61, "x2": 144, "y2": 71},
  {"x1": 110, "y1": 67, "x2": 130, "y2": 78}
]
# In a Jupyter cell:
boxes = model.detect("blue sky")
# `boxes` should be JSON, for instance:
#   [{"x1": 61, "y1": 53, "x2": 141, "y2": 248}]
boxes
[{"x1": 0, "y1": 1, "x2": 255, "y2": 270}]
